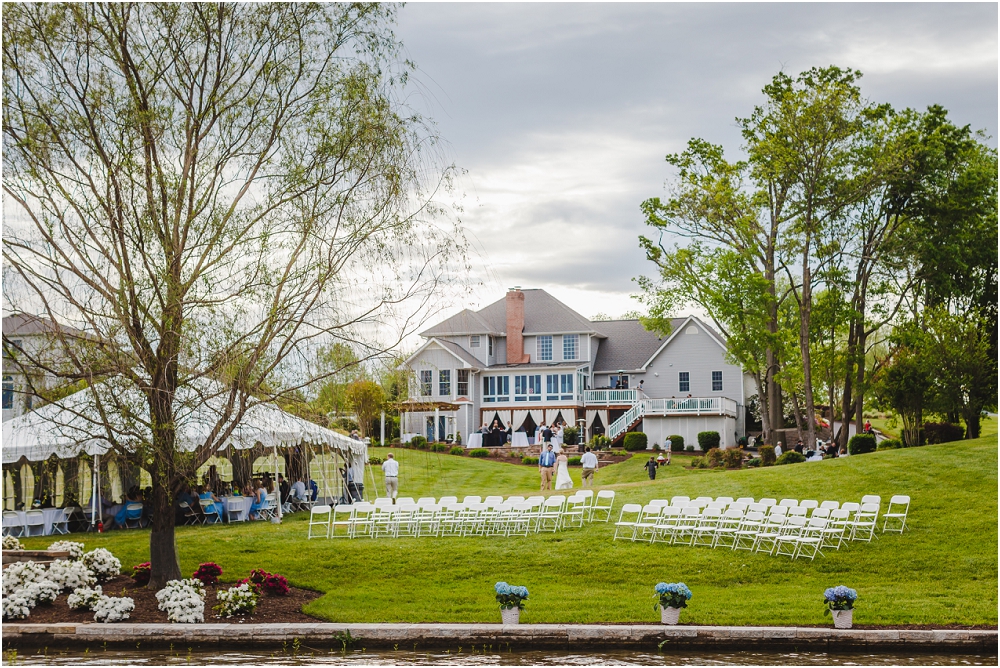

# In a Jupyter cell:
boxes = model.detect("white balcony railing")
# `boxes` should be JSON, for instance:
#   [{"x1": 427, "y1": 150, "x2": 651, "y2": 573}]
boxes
[
  {"x1": 583, "y1": 389, "x2": 640, "y2": 404},
  {"x1": 642, "y1": 397, "x2": 738, "y2": 417}
]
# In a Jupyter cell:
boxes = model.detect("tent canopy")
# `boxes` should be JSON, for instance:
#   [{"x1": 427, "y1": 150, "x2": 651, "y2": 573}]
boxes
[{"x1": 2, "y1": 378, "x2": 365, "y2": 464}]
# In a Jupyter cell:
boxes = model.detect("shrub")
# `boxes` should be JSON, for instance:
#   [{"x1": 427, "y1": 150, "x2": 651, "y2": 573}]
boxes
[
  {"x1": 723, "y1": 448, "x2": 744, "y2": 469},
  {"x1": 923, "y1": 422, "x2": 965, "y2": 445},
  {"x1": 668, "y1": 435, "x2": 685, "y2": 451},
  {"x1": 848, "y1": 434, "x2": 877, "y2": 455},
  {"x1": 48, "y1": 540, "x2": 85, "y2": 560},
  {"x1": 567, "y1": 456, "x2": 582, "y2": 466},
  {"x1": 192, "y1": 562, "x2": 222, "y2": 586},
  {"x1": 93, "y1": 595, "x2": 135, "y2": 623},
  {"x1": 261, "y1": 573, "x2": 289, "y2": 596},
  {"x1": 82, "y1": 548, "x2": 121, "y2": 581},
  {"x1": 758, "y1": 445, "x2": 776, "y2": 466},
  {"x1": 591, "y1": 434, "x2": 611, "y2": 450},
  {"x1": 417, "y1": 440, "x2": 432, "y2": 450},
  {"x1": 691, "y1": 456, "x2": 708, "y2": 469},
  {"x1": 3, "y1": 535, "x2": 23, "y2": 550},
  {"x1": 521, "y1": 456, "x2": 539, "y2": 465},
  {"x1": 562, "y1": 426, "x2": 578, "y2": 445},
  {"x1": 469, "y1": 448, "x2": 489, "y2": 458},
  {"x1": 367, "y1": 457, "x2": 384, "y2": 466},
  {"x1": 431, "y1": 443, "x2": 448, "y2": 452},
  {"x1": 509, "y1": 451, "x2": 521, "y2": 458},
  {"x1": 623, "y1": 432, "x2": 648, "y2": 451},
  {"x1": 703, "y1": 448, "x2": 723, "y2": 467},
  {"x1": 155, "y1": 579, "x2": 205, "y2": 624},
  {"x1": 652, "y1": 443, "x2": 662, "y2": 451},
  {"x1": 409, "y1": 436, "x2": 427, "y2": 449},
  {"x1": 697, "y1": 431, "x2": 721, "y2": 451},
  {"x1": 47, "y1": 559, "x2": 96, "y2": 591},
  {"x1": 746, "y1": 457, "x2": 762, "y2": 468},
  {"x1": 449, "y1": 446, "x2": 465, "y2": 456},
  {"x1": 685, "y1": 445, "x2": 695, "y2": 452},
  {"x1": 67, "y1": 585, "x2": 103, "y2": 611},
  {"x1": 775, "y1": 451, "x2": 807, "y2": 465},
  {"x1": 877, "y1": 438, "x2": 904, "y2": 451},
  {"x1": 215, "y1": 583, "x2": 258, "y2": 617}
]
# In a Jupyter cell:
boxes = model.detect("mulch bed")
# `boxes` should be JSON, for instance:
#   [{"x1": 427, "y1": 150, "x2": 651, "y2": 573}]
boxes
[{"x1": 25, "y1": 575, "x2": 323, "y2": 624}]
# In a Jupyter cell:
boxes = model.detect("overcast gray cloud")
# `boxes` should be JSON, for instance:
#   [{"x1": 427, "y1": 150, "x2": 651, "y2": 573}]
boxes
[{"x1": 395, "y1": 2, "x2": 997, "y2": 320}]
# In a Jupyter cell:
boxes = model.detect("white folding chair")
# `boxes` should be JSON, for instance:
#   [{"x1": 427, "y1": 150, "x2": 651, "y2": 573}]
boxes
[
  {"x1": 562, "y1": 495, "x2": 587, "y2": 529},
  {"x1": 752, "y1": 515, "x2": 785, "y2": 554},
  {"x1": 650, "y1": 506, "x2": 681, "y2": 544},
  {"x1": 672, "y1": 507, "x2": 702, "y2": 546},
  {"x1": 592, "y1": 490, "x2": 615, "y2": 522},
  {"x1": 51, "y1": 507, "x2": 73, "y2": 535},
  {"x1": 462, "y1": 496, "x2": 482, "y2": 505},
  {"x1": 613, "y1": 504, "x2": 643, "y2": 541},
  {"x1": 670, "y1": 496, "x2": 690, "y2": 507},
  {"x1": 331, "y1": 505, "x2": 357, "y2": 538},
  {"x1": 350, "y1": 502, "x2": 375, "y2": 538},
  {"x1": 787, "y1": 506, "x2": 807, "y2": 518},
  {"x1": 484, "y1": 495, "x2": 504, "y2": 506},
  {"x1": 712, "y1": 508, "x2": 744, "y2": 549},
  {"x1": 758, "y1": 497, "x2": 777, "y2": 508},
  {"x1": 439, "y1": 496, "x2": 458, "y2": 506},
  {"x1": 225, "y1": 498, "x2": 246, "y2": 523},
  {"x1": 794, "y1": 517, "x2": 826, "y2": 560},
  {"x1": 308, "y1": 505, "x2": 333, "y2": 538},
  {"x1": 861, "y1": 494, "x2": 882, "y2": 507},
  {"x1": 799, "y1": 500, "x2": 819, "y2": 512},
  {"x1": 778, "y1": 498, "x2": 798, "y2": 508},
  {"x1": 733, "y1": 511, "x2": 765, "y2": 551},
  {"x1": 823, "y1": 509, "x2": 850, "y2": 550},
  {"x1": 649, "y1": 499, "x2": 671, "y2": 509},
  {"x1": 692, "y1": 496, "x2": 713, "y2": 508},
  {"x1": 847, "y1": 502, "x2": 880, "y2": 542},
  {"x1": 715, "y1": 496, "x2": 734, "y2": 506},
  {"x1": 23, "y1": 509, "x2": 45, "y2": 536},
  {"x1": 415, "y1": 504, "x2": 440, "y2": 537},
  {"x1": 735, "y1": 497, "x2": 754, "y2": 505},
  {"x1": 819, "y1": 500, "x2": 840, "y2": 511},
  {"x1": 811, "y1": 507, "x2": 831, "y2": 519},
  {"x1": 692, "y1": 508, "x2": 722, "y2": 547},
  {"x1": 396, "y1": 497, "x2": 416, "y2": 506},
  {"x1": 768, "y1": 505, "x2": 789, "y2": 518},
  {"x1": 507, "y1": 502, "x2": 532, "y2": 536},
  {"x1": 2, "y1": 511, "x2": 24, "y2": 537},
  {"x1": 632, "y1": 504, "x2": 663, "y2": 542},
  {"x1": 882, "y1": 495, "x2": 910, "y2": 533},
  {"x1": 537, "y1": 497, "x2": 565, "y2": 533},
  {"x1": 773, "y1": 516, "x2": 807, "y2": 558}
]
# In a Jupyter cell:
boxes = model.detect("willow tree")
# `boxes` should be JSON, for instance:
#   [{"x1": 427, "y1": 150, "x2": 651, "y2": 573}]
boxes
[{"x1": 3, "y1": 3, "x2": 462, "y2": 587}]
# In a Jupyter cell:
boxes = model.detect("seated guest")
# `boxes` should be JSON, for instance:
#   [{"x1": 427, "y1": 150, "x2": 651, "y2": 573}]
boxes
[
  {"x1": 248, "y1": 479, "x2": 267, "y2": 520},
  {"x1": 198, "y1": 485, "x2": 224, "y2": 523},
  {"x1": 308, "y1": 478, "x2": 318, "y2": 502}
]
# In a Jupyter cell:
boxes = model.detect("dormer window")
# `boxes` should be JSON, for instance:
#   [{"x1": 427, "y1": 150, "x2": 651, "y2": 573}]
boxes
[{"x1": 470, "y1": 335, "x2": 481, "y2": 348}]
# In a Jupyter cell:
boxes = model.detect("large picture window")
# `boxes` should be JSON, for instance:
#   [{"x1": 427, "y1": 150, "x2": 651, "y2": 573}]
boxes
[
  {"x1": 563, "y1": 334, "x2": 578, "y2": 360},
  {"x1": 679, "y1": 371, "x2": 690, "y2": 393},
  {"x1": 538, "y1": 335, "x2": 552, "y2": 361},
  {"x1": 439, "y1": 369, "x2": 451, "y2": 396},
  {"x1": 515, "y1": 374, "x2": 542, "y2": 401},
  {"x1": 712, "y1": 370, "x2": 723, "y2": 392},
  {"x1": 483, "y1": 375, "x2": 509, "y2": 403},
  {"x1": 420, "y1": 370, "x2": 432, "y2": 396}
]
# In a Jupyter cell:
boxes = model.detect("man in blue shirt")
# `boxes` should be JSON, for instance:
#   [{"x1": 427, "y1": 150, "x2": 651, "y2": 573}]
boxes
[{"x1": 538, "y1": 444, "x2": 556, "y2": 490}]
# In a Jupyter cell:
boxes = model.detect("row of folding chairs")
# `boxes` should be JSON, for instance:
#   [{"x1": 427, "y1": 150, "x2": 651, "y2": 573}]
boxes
[
  {"x1": 308, "y1": 491, "x2": 617, "y2": 539},
  {"x1": 2, "y1": 509, "x2": 73, "y2": 537}
]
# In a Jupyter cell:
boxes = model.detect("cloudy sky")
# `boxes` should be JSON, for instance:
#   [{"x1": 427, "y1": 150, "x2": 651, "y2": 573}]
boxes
[{"x1": 394, "y1": 2, "x2": 998, "y2": 322}]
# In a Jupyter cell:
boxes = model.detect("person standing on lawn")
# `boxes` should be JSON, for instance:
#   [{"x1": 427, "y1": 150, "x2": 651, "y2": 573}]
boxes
[
  {"x1": 580, "y1": 447, "x2": 599, "y2": 488},
  {"x1": 538, "y1": 443, "x2": 556, "y2": 490},
  {"x1": 644, "y1": 456, "x2": 658, "y2": 480},
  {"x1": 382, "y1": 452, "x2": 400, "y2": 503}
]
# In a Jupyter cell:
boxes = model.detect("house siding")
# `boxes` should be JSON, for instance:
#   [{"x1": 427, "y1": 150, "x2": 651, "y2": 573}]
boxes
[{"x1": 641, "y1": 323, "x2": 743, "y2": 401}]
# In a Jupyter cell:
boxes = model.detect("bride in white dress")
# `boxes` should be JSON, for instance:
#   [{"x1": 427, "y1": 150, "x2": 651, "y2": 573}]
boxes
[{"x1": 554, "y1": 452, "x2": 573, "y2": 490}]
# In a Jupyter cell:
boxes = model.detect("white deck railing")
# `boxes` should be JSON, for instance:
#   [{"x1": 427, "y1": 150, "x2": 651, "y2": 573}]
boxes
[
  {"x1": 642, "y1": 397, "x2": 738, "y2": 417},
  {"x1": 583, "y1": 389, "x2": 640, "y2": 404}
]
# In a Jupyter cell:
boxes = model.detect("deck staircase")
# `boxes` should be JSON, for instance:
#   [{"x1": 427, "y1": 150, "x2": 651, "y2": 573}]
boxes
[{"x1": 608, "y1": 399, "x2": 645, "y2": 444}]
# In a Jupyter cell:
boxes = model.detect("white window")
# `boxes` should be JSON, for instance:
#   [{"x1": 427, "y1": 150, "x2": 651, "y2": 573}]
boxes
[
  {"x1": 470, "y1": 335, "x2": 481, "y2": 348},
  {"x1": 439, "y1": 369, "x2": 451, "y2": 396},
  {"x1": 2, "y1": 376, "x2": 13, "y2": 410},
  {"x1": 610, "y1": 374, "x2": 629, "y2": 389},
  {"x1": 560, "y1": 374, "x2": 574, "y2": 400},
  {"x1": 546, "y1": 374, "x2": 559, "y2": 400},
  {"x1": 419, "y1": 370, "x2": 432, "y2": 396},
  {"x1": 457, "y1": 369, "x2": 469, "y2": 396},
  {"x1": 538, "y1": 335, "x2": 552, "y2": 361},
  {"x1": 679, "y1": 372, "x2": 690, "y2": 393},
  {"x1": 515, "y1": 374, "x2": 541, "y2": 401},
  {"x1": 483, "y1": 375, "x2": 509, "y2": 403},
  {"x1": 488, "y1": 336, "x2": 494, "y2": 356},
  {"x1": 563, "y1": 334, "x2": 578, "y2": 360},
  {"x1": 712, "y1": 371, "x2": 723, "y2": 392}
]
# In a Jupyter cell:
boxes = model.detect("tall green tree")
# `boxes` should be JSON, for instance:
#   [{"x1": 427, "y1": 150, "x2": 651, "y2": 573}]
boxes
[{"x1": 3, "y1": 3, "x2": 460, "y2": 586}]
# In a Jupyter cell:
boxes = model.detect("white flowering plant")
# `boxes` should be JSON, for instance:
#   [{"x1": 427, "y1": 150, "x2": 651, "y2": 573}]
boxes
[
  {"x1": 67, "y1": 585, "x2": 104, "y2": 611},
  {"x1": 82, "y1": 548, "x2": 121, "y2": 581},
  {"x1": 47, "y1": 559, "x2": 97, "y2": 592},
  {"x1": 93, "y1": 595, "x2": 135, "y2": 623},
  {"x1": 2, "y1": 590, "x2": 33, "y2": 620},
  {"x1": 155, "y1": 579, "x2": 206, "y2": 623},
  {"x1": 215, "y1": 583, "x2": 258, "y2": 618},
  {"x1": 2, "y1": 561, "x2": 47, "y2": 596},
  {"x1": 48, "y1": 541, "x2": 85, "y2": 560},
  {"x1": 24, "y1": 579, "x2": 61, "y2": 606},
  {"x1": 2, "y1": 535, "x2": 23, "y2": 550}
]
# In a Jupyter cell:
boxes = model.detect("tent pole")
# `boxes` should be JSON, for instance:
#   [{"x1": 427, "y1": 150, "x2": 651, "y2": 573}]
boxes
[
  {"x1": 273, "y1": 444, "x2": 282, "y2": 522},
  {"x1": 91, "y1": 454, "x2": 100, "y2": 529}
]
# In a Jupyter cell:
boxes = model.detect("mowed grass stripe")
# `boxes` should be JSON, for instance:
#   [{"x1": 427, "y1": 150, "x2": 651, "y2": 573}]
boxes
[{"x1": 19, "y1": 437, "x2": 997, "y2": 626}]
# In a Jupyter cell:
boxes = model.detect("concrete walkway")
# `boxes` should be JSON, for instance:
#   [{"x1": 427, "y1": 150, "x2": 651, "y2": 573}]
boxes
[{"x1": 4, "y1": 623, "x2": 996, "y2": 651}]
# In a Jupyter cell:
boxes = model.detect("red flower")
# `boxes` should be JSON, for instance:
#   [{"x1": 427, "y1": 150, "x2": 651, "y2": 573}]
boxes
[
  {"x1": 192, "y1": 562, "x2": 223, "y2": 585},
  {"x1": 131, "y1": 562, "x2": 151, "y2": 586}
]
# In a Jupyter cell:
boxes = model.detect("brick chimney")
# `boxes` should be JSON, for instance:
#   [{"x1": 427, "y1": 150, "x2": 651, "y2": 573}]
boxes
[{"x1": 505, "y1": 288, "x2": 529, "y2": 364}]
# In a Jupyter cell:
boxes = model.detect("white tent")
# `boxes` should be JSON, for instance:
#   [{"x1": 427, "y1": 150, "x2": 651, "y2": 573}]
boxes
[{"x1": 2, "y1": 379, "x2": 365, "y2": 464}]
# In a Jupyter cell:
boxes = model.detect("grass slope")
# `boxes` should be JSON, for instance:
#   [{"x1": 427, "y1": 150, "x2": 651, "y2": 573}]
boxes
[{"x1": 19, "y1": 438, "x2": 998, "y2": 626}]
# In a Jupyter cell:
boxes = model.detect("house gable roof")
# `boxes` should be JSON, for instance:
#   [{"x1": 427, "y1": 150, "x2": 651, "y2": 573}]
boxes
[
  {"x1": 2, "y1": 313, "x2": 86, "y2": 338},
  {"x1": 591, "y1": 318, "x2": 682, "y2": 372},
  {"x1": 404, "y1": 337, "x2": 481, "y2": 369},
  {"x1": 419, "y1": 309, "x2": 500, "y2": 337},
  {"x1": 639, "y1": 316, "x2": 728, "y2": 369},
  {"x1": 421, "y1": 289, "x2": 599, "y2": 340}
]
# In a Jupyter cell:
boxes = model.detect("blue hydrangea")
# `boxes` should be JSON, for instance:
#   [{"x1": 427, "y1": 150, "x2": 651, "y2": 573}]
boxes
[
  {"x1": 823, "y1": 586, "x2": 857, "y2": 603},
  {"x1": 654, "y1": 582, "x2": 692, "y2": 599},
  {"x1": 494, "y1": 582, "x2": 511, "y2": 596},
  {"x1": 513, "y1": 586, "x2": 529, "y2": 598}
]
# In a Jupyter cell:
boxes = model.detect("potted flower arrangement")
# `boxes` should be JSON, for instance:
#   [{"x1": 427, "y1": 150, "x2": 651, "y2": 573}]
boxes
[
  {"x1": 494, "y1": 582, "x2": 528, "y2": 624},
  {"x1": 654, "y1": 582, "x2": 692, "y2": 625},
  {"x1": 823, "y1": 585, "x2": 857, "y2": 629}
]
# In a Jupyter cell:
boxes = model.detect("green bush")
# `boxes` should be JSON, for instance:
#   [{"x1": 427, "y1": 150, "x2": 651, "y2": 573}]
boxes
[
  {"x1": 923, "y1": 422, "x2": 965, "y2": 444},
  {"x1": 623, "y1": 432, "x2": 648, "y2": 451},
  {"x1": 409, "y1": 436, "x2": 427, "y2": 449},
  {"x1": 562, "y1": 426, "x2": 579, "y2": 445},
  {"x1": 469, "y1": 448, "x2": 489, "y2": 458},
  {"x1": 668, "y1": 435, "x2": 685, "y2": 451},
  {"x1": 430, "y1": 443, "x2": 448, "y2": 452},
  {"x1": 746, "y1": 457, "x2": 762, "y2": 468},
  {"x1": 521, "y1": 456, "x2": 539, "y2": 465},
  {"x1": 691, "y1": 456, "x2": 708, "y2": 469},
  {"x1": 723, "y1": 448, "x2": 744, "y2": 469},
  {"x1": 449, "y1": 446, "x2": 465, "y2": 456},
  {"x1": 685, "y1": 445, "x2": 695, "y2": 452},
  {"x1": 776, "y1": 451, "x2": 807, "y2": 465},
  {"x1": 877, "y1": 438, "x2": 904, "y2": 451},
  {"x1": 758, "y1": 445, "x2": 776, "y2": 466},
  {"x1": 567, "y1": 456, "x2": 582, "y2": 466},
  {"x1": 652, "y1": 443, "x2": 662, "y2": 451},
  {"x1": 848, "y1": 434, "x2": 877, "y2": 455},
  {"x1": 591, "y1": 434, "x2": 611, "y2": 450},
  {"x1": 697, "y1": 431, "x2": 721, "y2": 451},
  {"x1": 705, "y1": 448, "x2": 725, "y2": 468}
]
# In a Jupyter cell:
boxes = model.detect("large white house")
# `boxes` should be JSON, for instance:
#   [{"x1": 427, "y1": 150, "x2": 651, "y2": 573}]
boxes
[{"x1": 400, "y1": 288, "x2": 752, "y2": 449}]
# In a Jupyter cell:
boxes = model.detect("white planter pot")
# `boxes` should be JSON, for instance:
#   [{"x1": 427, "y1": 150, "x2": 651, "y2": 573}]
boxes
[
  {"x1": 832, "y1": 608, "x2": 853, "y2": 629},
  {"x1": 500, "y1": 607, "x2": 521, "y2": 624},
  {"x1": 660, "y1": 606, "x2": 681, "y2": 625}
]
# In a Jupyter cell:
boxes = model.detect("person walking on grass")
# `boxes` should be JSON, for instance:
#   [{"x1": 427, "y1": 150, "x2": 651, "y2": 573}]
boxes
[
  {"x1": 382, "y1": 452, "x2": 400, "y2": 503},
  {"x1": 644, "y1": 456, "x2": 658, "y2": 480},
  {"x1": 580, "y1": 446, "x2": 599, "y2": 488},
  {"x1": 539, "y1": 443, "x2": 556, "y2": 491}
]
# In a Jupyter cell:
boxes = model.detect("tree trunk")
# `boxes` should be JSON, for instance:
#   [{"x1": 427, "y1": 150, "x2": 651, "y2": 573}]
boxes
[
  {"x1": 753, "y1": 372, "x2": 771, "y2": 444},
  {"x1": 799, "y1": 244, "x2": 818, "y2": 449},
  {"x1": 62, "y1": 457, "x2": 80, "y2": 506},
  {"x1": 790, "y1": 391, "x2": 805, "y2": 437},
  {"x1": 284, "y1": 448, "x2": 304, "y2": 483},
  {"x1": 231, "y1": 449, "x2": 255, "y2": 491}
]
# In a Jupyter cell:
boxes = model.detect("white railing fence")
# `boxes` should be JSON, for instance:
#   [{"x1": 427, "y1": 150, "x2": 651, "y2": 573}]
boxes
[
  {"x1": 584, "y1": 389, "x2": 639, "y2": 404},
  {"x1": 608, "y1": 401, "x2": 646, "y2": 442}
]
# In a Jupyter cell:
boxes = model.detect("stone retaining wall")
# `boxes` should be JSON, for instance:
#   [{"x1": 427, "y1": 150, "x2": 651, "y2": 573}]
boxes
[{"x1": 4, "y1": 623, "x2": 996, "y2": 652}]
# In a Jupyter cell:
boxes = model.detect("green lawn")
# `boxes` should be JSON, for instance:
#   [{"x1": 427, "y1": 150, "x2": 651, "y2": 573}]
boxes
[
  {"x1": 870, "y1": 414, "x2": 996, "y2": 441},
  {"x1": 19, "y1": 437, "x2": 998, "y2": 626}
]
